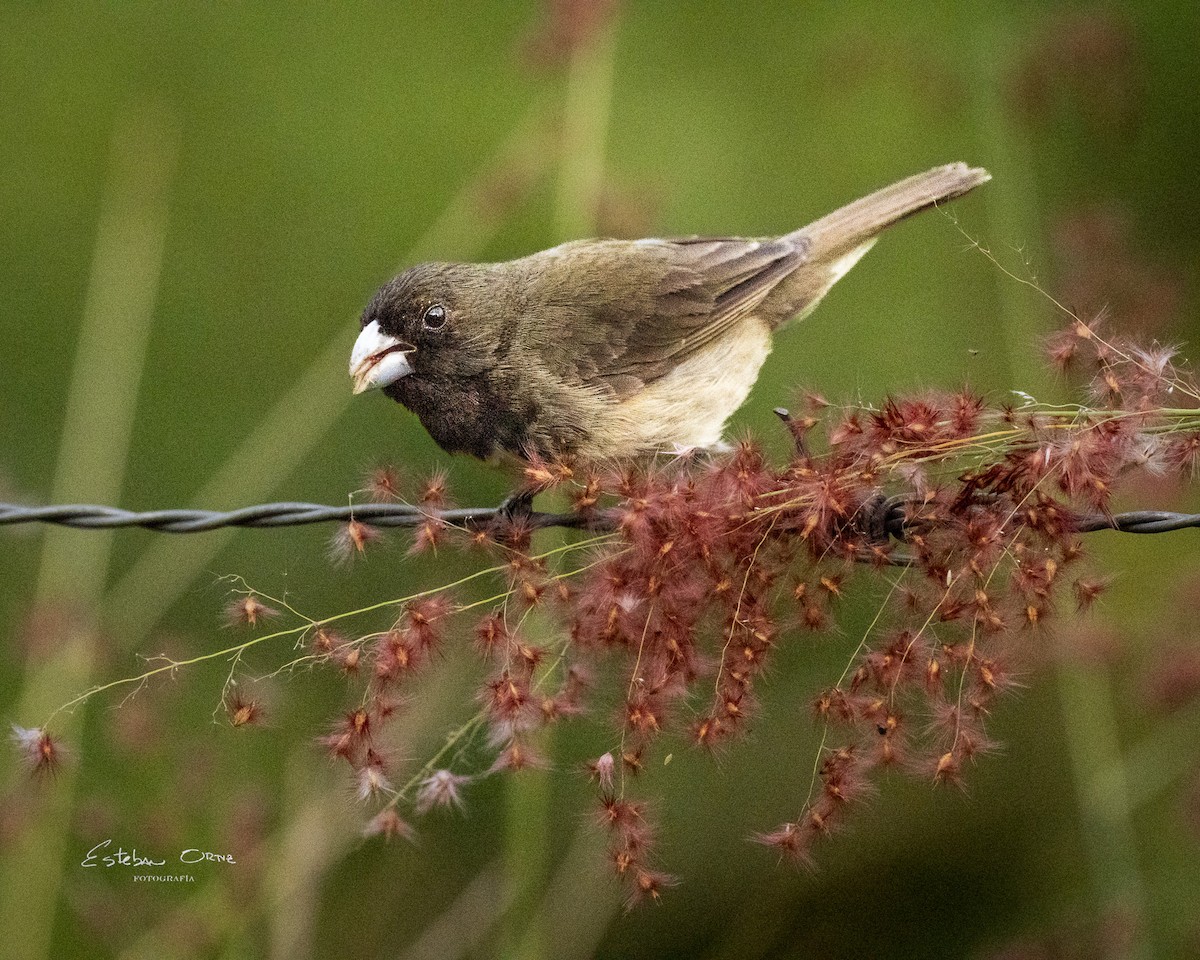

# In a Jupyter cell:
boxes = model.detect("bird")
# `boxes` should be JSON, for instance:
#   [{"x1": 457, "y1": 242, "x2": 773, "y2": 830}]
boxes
[{"x1": 350, "y1": 162, "x2": 989, "y2": 465}]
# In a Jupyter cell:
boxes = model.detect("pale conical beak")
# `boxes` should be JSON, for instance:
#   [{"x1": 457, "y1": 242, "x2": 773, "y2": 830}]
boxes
[{"x1": 350, "y1": 320, "x2": 414, "y2": 394}]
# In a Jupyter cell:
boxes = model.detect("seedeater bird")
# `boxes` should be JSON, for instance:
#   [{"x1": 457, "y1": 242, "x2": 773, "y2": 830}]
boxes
[{"x1": 350, "y1": 163, "x2": 989, "y2": 463}]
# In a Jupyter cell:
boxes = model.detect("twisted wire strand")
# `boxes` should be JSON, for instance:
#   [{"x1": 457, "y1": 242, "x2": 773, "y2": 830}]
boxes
[
  {"x1": 0, "y1": 500, "x2": 1197, "y2": 538},
  {"x1": 1070, "y1": 511, "x2": 1200, "y2": 534},
  {"x1": 0, "y1": 501, "x2": 598, "y2": 533}
]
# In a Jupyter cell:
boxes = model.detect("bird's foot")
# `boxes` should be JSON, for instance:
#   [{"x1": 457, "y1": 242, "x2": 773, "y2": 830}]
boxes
[
  {"x1": 497, "y1": 489, "x2": 535, "y2": 524},
  {"x1": 489, "y1": 489, "x2": 536, "y2": 548},
  {"x1": 492, "y1": 492, "x2": 540, "y2": 544}
]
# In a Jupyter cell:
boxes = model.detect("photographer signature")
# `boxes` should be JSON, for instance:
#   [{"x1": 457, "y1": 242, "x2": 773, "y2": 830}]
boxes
[{"x1": 81, "y1": 839, "x2": 235, "y2": 868}]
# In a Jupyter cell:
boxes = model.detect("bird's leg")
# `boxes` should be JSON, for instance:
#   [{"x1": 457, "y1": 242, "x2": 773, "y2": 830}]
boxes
[
  {"x1": 496, "y1": 488, "x2": 535, "y2": 525},
  {"x1": 486, "y1": 488, "x2": 537, "y2": 549}
]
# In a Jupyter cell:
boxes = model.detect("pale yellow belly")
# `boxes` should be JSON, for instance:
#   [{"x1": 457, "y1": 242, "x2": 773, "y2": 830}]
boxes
[{"x1": 586, "y1": 319, "x2": 773, "y2": 459}]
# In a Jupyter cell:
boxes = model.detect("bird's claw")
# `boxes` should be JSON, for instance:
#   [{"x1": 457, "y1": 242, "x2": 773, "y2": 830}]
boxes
[
  {"x1": 488, "y1": 489, "x2": 536, "y2": 548},
  {"x1": 496, "y1": 489, "x2": 535, "y2": 525}
]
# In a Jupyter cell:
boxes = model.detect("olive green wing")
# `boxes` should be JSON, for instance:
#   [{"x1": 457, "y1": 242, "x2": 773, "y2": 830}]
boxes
[{"x1": 527, "y1": 236, "x2": 808, "y2": 398}]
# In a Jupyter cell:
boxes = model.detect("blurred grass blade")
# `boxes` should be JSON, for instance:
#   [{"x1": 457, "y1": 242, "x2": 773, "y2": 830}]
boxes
[
  {"x1": 969, "y1": 16, "x2": 1151, "y2": 957},
  {"x1": 397, "y1": 861, "x2": 511, "y2": 960},
  {"x1": 967, "y1": 15, "x2": 1053, "y2": 400},
  {"x1": 524, "y1": 825, "x2": 618, "y2": 960},
  {"x1": 104, "y1": 106, "x2": 553, "y2": 641},
  {"x1": 264, "y1": 758, "x2": 361, "y2": 960},
  {"x1": 501, "y1": 20, "x2": 619, "y2": 960},
  {"x1": 554, "y1": 20, "x2": 617, "y2": 241},
  {"x1": 0, "y1": 105, "x2": 178, "y2": 960}
]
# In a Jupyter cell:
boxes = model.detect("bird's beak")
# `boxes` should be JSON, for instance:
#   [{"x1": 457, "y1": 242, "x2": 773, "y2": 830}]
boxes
[{"x1": 350, "y1": 320, "x2": 415, "y2": 394}]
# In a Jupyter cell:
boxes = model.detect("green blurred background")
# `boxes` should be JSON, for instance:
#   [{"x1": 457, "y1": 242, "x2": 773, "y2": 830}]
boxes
[{"x1": 2, "y1": 2, "x2": 1198, "y2": 957}]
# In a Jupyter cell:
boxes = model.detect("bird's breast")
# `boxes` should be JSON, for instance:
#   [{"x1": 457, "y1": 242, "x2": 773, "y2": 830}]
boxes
[
  {"x1": 386, "y1": 318, "x2": 772, "y2": 463},
  {"x1": 387, "y1": 373, "x2": 537, "y2": 461},
  {"x1": 585, "y1": 318, "x2": 773, "y2": 458}
]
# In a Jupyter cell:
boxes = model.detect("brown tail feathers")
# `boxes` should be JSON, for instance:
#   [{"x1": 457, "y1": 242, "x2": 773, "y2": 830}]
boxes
[{"x1": 765, "y1": 162, "x2": 990, "y2": 328}]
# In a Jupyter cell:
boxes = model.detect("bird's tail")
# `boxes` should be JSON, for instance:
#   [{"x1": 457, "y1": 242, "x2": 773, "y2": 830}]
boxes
[{"x1": 766, "y1": 162, "x2": 990, "y2": 328}]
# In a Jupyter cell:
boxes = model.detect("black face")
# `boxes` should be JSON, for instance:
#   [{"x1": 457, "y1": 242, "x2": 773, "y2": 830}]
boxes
[
  {"x1": 360, "y1": 263, "x2": 460, "y2": 379},
  {"x1": 360, "y1": 262, "x2": 523, "y2": 459}
]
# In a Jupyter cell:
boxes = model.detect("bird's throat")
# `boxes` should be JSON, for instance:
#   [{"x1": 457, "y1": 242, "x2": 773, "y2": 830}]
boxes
[{"x1": 387, "y1": 373, "x2": 538, "y2": 461}]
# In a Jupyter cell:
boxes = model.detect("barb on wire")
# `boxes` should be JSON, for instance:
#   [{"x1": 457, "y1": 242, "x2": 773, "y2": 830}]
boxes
[{"x1": 1, "y1": 499, "x2": 1198, "y2": 540}]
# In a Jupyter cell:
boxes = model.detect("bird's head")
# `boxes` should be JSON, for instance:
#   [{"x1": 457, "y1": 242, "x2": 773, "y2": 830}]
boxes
[{"x1": 350, "y1": 262, "x2": 498, "y2": 397}]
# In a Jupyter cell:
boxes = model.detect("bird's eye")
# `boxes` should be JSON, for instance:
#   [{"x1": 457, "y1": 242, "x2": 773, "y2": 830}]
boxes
[{"x1": 422, "y1": 304, "x2": 447, "y2": 330}]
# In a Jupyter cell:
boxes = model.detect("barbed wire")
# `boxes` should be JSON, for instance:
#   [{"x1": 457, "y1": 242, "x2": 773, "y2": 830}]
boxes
[
  {"x1": 0, "y1": 501, "x2": 599, "y2": 533},
  {"x1": 1070, "y1": 510, "x2": 1200, "y2": 534},
  {"x1": 1, "y1": 500, "x2": 1197, "y2": 539}
]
